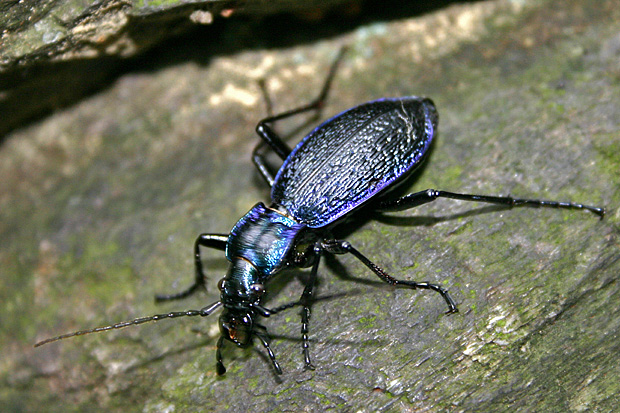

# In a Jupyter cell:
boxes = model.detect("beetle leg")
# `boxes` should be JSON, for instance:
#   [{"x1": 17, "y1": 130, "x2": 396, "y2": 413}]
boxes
[
  {"x1": 377, "y1": 189, "x2": 605, "y2": 219},
  {"x1": 216, "y1": 336, "x2": 227, "y2": 375},
  {"x1": 252, "y1": 47, "x2": 347, "y2": 188},
  {"x1": 298, "y1": 242, "x2": 323, "y2": 370},
  {"x1": 155, "y1": 233, "x2": 229, "y2": 302},
  {"x1": 254, "y1": 330, "x2": 283, "y2": 375},
  {"x1": 322, "y1": 240, "x2": 458, "y2": 314},
  {"x1": 252, "y1": 144, "x2": 278, "y2": 187}
]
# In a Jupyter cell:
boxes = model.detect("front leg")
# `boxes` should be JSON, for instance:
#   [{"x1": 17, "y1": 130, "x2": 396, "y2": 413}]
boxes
[{"x1": 155, "y1": 233, "x2": 228, "y2": 302}]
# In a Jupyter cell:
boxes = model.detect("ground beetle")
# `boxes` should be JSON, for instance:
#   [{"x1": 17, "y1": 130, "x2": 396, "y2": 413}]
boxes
[{"x1": 36, "y1": 48, "x2": 605, "y2": 375}]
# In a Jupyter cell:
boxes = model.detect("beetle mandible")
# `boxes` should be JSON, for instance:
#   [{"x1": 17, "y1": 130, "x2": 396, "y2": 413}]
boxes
[{"x1": 35, "y1": 48, "x2": 605, "y2": 375}]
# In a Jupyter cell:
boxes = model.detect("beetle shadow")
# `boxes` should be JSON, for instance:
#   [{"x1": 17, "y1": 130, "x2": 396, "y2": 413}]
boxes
[
  {"x1": 322, "y1": 253, "x2": 386, "y2": 288},
  {"x1": 123, "y1": 337, "x2": 213, "y2": 373},
  {"x1": 258, "y1": 331, "x2": 392, "y2": 368},
  {"x1": 251, "y1": 290, "x2": 394, "y2": 380},
  {"x1": 315, "y1": 199, "x2": 512, "y2": 290},
  {"x1": 373, "y1": 204, "x2": 511, "y2": 227},
  {"x1": 124, "y1": 289, "x2": 389, "y2": 380}
]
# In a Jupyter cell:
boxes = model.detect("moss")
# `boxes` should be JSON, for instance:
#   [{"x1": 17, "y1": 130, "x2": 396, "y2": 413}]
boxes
[
  {"x1": 358, "y1": 315, "x2": 377, "y2": 329},
  {"x1": 138, "y1": 0, "x2": 186, "y2": 7},
  {"x1": 4, "y1": 0, "x2": 620, "y2": 411},
  {"x1": 593, "y1": 136, "x2": 620, "y2": 187}
]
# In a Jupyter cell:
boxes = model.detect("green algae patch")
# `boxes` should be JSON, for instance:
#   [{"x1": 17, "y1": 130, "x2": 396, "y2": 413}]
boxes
[
  {"x1": 35, "y1": 238, "x2": 137, "y2": 333},
  {"x1": 593, "y1": 136, "x2": 620, "y2": 188}
]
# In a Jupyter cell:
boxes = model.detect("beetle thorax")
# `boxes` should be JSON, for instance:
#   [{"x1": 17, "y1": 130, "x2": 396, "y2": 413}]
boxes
[
  {"x1": 226, "y1": 202, "x2": 306, "y2": 277},
  {"x1": 219, "y1": 258, "x2": 264, "y2": 310}
]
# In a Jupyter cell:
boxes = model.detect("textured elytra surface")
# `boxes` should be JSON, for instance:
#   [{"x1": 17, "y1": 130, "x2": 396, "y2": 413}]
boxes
[{"x1": 272, "y1": 97, "x2": 437, "y2": 227}]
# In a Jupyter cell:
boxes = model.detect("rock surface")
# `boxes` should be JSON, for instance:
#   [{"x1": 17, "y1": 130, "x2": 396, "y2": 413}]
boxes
[{"x1": 1, "y1": 0, "x2": 619, "y2": 411}]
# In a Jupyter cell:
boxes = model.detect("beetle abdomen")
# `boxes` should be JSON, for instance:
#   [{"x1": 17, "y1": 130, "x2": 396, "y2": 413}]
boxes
[{"x1": 272, "y1": 97, "x2": 437, "y2": 228}]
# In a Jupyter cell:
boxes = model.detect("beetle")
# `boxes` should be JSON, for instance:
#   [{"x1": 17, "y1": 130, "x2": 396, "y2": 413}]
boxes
[{"x1": 35, "y1": 48, "x2": 605, "y2": 375}]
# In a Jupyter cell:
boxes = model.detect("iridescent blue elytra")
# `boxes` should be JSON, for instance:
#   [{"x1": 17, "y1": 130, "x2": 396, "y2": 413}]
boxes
[
  {"x1": 272, "y1": 97, "x2": 436, "y2": 227},
  {"x1": 35, "y1": 49, "x2": 604, "y2": 377}
]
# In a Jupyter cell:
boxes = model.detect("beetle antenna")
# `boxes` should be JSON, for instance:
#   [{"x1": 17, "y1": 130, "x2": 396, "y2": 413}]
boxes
[{"x1": 34, "y1": 301, "x2": 222, "y2": 347}]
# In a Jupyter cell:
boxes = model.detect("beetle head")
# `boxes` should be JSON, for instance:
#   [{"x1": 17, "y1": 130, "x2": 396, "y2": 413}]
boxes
[
  {"x1": 217, "y1": 258, "x2": 268, "y2": 347},
  {"x1": 219, "y1": 309, "x2": 254, "y2": 347}
]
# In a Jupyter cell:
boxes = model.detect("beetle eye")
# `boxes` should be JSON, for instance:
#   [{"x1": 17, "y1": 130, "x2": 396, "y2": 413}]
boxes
[
  {"x1": 217, "y1": 278, "x2": 226, "y2": 291},
  {"x1": 250, "y1": 283, "x2": 265, "y2": 295}
]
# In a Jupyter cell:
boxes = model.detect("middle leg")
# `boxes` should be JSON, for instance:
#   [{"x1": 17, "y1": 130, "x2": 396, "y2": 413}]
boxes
[
  {"x1": 322, "y1": 239, "x2": 458, "y2": 314},
  {"x1": 299, "y1": 243, "x2": 323, "y2": 370}
]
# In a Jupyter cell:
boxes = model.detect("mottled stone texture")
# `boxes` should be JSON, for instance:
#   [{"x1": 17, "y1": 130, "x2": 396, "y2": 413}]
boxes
[{"x1": 1, "y1": 0, "x2": 619, "y2": 411}]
